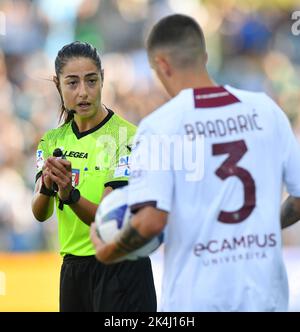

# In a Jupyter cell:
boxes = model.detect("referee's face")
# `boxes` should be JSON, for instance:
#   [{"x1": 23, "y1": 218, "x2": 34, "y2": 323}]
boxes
[{"x1": 59, "y1": 57, "x2": 103, "y2": 119}]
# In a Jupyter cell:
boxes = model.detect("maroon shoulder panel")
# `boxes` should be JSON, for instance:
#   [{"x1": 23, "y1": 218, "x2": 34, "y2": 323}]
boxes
[{"x1": 194, "y1": 86, "x2": 240, "y2": 108}]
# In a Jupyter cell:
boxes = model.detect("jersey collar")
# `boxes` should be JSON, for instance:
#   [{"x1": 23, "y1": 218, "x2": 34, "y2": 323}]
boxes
[{"x1": 71, "y1": 108, "x2": 114, "y2": 139}]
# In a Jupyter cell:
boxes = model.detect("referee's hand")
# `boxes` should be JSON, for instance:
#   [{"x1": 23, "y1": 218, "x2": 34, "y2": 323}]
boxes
[
  {"x1": 45, "y1": 157, "x2": 73, "y2": 201},
  {"x1": 41, "y1": 165, "x2": 53, "y2": 190}
]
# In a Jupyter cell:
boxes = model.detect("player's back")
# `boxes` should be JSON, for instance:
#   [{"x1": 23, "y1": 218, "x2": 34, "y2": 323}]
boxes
[{"x1": 144, "y1": 85, "x2": 297, "y2": 311}]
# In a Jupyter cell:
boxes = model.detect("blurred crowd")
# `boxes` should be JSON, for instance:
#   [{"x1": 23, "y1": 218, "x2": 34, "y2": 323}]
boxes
[{"x1": 0, "y1": 0, "x2": 299, "y2": 251}]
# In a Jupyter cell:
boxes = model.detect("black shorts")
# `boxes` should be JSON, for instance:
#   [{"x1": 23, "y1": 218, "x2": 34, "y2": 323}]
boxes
[{"x1": 59, "y1": 255, "x2": 157, "y2": 312}]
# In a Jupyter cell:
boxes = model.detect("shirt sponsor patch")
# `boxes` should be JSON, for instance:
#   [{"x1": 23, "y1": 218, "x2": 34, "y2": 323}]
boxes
[
  {"x1": 118, "y1": 155, "x2": 131, "y2": 166},
  {"x1": 72, "y1": 169, "x2": 80, "y2": 187},
  {"x1": 36, "y1": 150, "x2": 44, "y2": 170},
  {"x1": 114, "y1": 165, "x2": 131, "y2": 178},
  {"x1": 114, "y1": 155, "x2": 131, "y2": 178}
]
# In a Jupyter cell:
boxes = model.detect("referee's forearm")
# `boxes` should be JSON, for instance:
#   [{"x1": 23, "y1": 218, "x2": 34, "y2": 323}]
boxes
[
  {"x1": 32, "y1": 193, "x2": 54, "y2": 222},
  {"x1": 71, "y1": 187, "x2": 113, "y2": 226},
  {"x1": 70, "y1": 197, "x2": 98, "y2": 226}
]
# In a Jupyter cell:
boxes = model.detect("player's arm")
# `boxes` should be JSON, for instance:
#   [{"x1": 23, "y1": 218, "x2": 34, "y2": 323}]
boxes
[
  {"x1": 90, "y1": 206, "x2": 168, "y2": 264},
  {"x1": 281, "y1": 196, "x2": 300, "y2": 229},
  {"x1": 273, "y1": 102, "x2": 300, "y2": 229},
  {"x1": 31, "y1": 168, "x2": 55, "y2": 222}
]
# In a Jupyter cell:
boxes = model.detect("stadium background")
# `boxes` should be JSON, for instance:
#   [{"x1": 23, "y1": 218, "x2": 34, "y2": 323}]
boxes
[{"x1": 0, "y1": 0, "x2": 299, "y2": 311}]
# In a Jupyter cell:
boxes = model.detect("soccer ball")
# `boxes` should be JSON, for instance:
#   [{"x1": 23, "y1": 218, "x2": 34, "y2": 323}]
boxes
[{"x1": 95, "y1": 187, "x2": 163, "y2": 261}]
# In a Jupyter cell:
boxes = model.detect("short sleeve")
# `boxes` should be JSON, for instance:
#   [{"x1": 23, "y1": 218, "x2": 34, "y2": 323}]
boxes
[
  {"x1": 35, "y1": 134, "x2": 51, "y2": 182},
  {"x1": 104, "y1": 128, "x2": 135, "y2": 188},
  {"x1": 127, "y1": 121, "x2": 174, "y2": 213}
]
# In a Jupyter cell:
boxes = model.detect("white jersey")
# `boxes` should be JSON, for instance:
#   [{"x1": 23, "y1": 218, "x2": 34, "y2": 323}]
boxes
[{"x1": 127, "y1": 85, "x2": 300, "y2": 312}]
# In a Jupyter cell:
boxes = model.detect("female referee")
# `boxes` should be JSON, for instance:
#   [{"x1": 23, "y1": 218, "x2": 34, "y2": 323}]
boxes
[{"x1": 31, "y1": 41, "x2": 157, "y2": 312}]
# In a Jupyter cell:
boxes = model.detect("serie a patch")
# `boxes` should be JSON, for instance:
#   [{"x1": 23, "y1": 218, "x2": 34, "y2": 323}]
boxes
[{"x1": 36, "y1": 150, "x2": 44, "y2": 170}]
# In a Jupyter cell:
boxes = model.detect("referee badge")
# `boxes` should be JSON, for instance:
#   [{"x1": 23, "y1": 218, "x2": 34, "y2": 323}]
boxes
[{"x1": 72, "y1": 169, "x2": 80, "y2": 187}]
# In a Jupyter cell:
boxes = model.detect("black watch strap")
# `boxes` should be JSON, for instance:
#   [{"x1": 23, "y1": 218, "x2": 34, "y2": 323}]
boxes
[
  {"x1": 58, "y1": 188, "x2": 80, "y2": 211},
  {"x1": 40, "y1": 183, "x2": 56, "y2": 197}
]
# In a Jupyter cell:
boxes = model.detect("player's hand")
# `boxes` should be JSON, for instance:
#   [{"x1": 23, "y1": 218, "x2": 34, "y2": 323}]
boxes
[
  {"x1": 45, "y1": 157, "x2": 73, "y2": 201},
  {"x1": 90, "y1": 222, "x2": 128, "y2": 264}
]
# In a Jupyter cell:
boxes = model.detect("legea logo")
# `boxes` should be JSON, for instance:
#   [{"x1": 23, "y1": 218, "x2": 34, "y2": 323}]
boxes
[
  {"x1": 0, "y1": 271, "x2": 6, "y2": 296},
  {"x1": 0, "y1": 11, "x2": 5, "y2": 36},
  {"x1": 291, "y1": 11, "x2": 300, "y2": 36}
]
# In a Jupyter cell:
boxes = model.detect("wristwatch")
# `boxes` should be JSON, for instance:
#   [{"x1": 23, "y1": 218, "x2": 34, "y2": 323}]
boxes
[
  {"x1": 40, "y1": 182, "x2": 56, "y2": 197},
  {"x1": 58, "y1": 188, "x2": 81, "y2": 211}
]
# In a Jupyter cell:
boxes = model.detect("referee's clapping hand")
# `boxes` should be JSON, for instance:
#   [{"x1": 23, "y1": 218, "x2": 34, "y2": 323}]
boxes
[
  {"x1": 41, "y1": 164, "x2": 53, "y2": 190},
  {"x1": 45, "y1": 157, "x2": 73, "y2": 201}
]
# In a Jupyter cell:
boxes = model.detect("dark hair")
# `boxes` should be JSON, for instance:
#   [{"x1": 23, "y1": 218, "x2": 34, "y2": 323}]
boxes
[
  {"x1": 147, "y1": 14, "x2": 206, "y2": 68},
  {"x1": 54, "y1": 41, "x2": 103, "y2": 125}
]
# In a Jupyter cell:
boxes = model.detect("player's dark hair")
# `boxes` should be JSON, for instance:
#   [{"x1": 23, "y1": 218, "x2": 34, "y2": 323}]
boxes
[
  {"x1": 147, "y1": 14, "x2": 206, "y2": 68},
  {"x1": 54, "y1": 41, "x2": 103, "y2": 125}
]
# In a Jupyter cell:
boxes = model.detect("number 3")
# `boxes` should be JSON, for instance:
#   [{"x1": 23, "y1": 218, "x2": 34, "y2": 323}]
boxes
[{"x1": 213, "y1": 140, "x2": 256, "y2": 224}]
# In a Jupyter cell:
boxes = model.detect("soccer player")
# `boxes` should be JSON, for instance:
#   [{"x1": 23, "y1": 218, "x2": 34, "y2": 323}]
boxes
[
  {"x1": 31, "y1": 42, "x2": 157, "y2": 312},
  {"x1": 90, "y1": 15, "x2": 300, "y2": 311}
]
